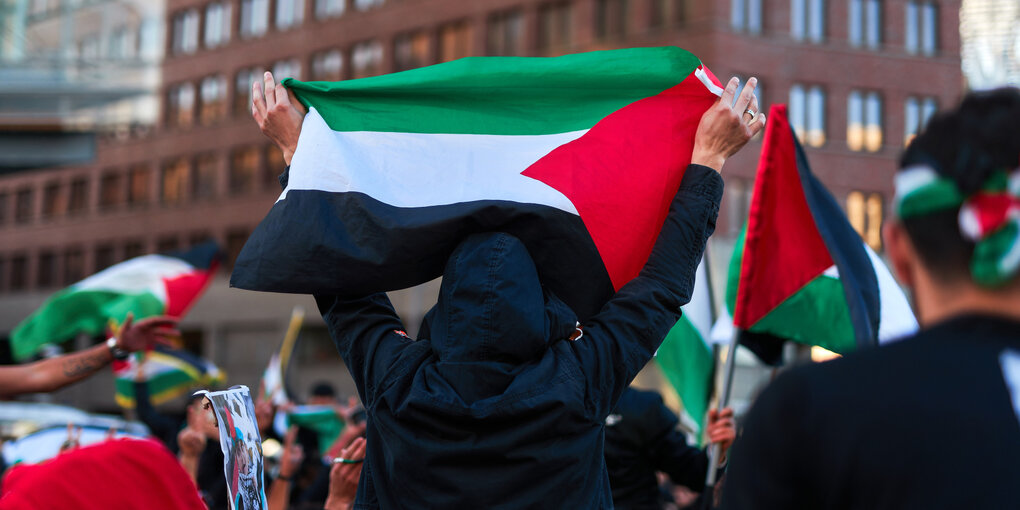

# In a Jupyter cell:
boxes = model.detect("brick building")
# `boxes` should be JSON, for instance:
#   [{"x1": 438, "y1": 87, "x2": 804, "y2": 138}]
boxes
[{"x1": 0, "y1": 0, "x2": 962, "y2": 412}]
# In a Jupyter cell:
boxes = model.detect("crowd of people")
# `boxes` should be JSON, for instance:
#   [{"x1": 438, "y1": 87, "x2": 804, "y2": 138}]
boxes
[{"x1": 0, "y1": 73, "x2": 1017, "y2": 509}]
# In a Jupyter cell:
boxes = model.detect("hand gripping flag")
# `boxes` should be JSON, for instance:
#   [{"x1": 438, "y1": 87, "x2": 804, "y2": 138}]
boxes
[
  {"x1": 726, "y1": 104, "x2": 917, "y2": 361},
  {"x1": 230, "y1": 47, "x2": 723, "y2": 321},
  {"x1": 10, "y1": 242, "x2": 220, "y2": 361}
]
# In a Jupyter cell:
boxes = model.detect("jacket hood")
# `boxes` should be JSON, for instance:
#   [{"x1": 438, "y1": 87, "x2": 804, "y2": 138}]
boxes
[{"x1": 426, "y1": 233, "x2": 576, "y2": 398}]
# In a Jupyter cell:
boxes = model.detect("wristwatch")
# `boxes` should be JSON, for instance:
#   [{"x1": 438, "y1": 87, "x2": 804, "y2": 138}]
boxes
[{"x1": 106, "y1": 336, "x2": 131, "y2": 360}]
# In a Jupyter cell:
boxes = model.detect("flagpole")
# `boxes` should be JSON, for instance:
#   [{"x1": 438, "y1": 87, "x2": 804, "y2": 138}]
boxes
[
  {"x1": 278, "y1": 306, "x2": 305, "y2": 380},
  {"x1": 703, "y1": 326, "x2": 740, "y2": 506}
]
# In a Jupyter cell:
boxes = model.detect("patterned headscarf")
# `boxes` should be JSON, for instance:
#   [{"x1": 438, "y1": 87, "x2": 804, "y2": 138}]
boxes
[{"x1": 894, "y1": 162, "x2": 1020, "y2": 287}]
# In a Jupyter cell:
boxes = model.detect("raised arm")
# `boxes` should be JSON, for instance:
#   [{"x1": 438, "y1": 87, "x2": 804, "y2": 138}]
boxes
[
  {"x1": 571, "y1": 77, "x2": 765, "y2": 416},
  {"x1": 0, "y1": 315, "x2": 178, "y2": 398}
]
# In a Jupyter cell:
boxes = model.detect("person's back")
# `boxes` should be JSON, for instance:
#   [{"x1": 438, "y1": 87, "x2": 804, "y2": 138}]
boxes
[{"x1": 721, "y1": 87, "x2": 1020, "y2": 509}]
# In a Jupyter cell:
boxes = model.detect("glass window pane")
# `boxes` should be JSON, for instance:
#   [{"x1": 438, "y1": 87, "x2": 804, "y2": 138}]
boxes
[
  {"x1": 789, "y1": 85, "x2": 807, "y2": 141},
  {"x1": 847, "y1": 90, "x2": 863, "y2": 151},
  {"x1": 748, "y1": 0, "x2": 762, "y2": 34},
  {"x1": 904, "y1": 96, "x2": 919, "y2": 146},
  {"x1": 905, "y1": 1, "x2": 918, "y2": 53},
  {"x1": 791, "y1": 0, "x2": 806, "y2": 40},
  {"x1": 808, "y1": 0, "x2": 825, "y2": 43},
  {"x1": 807, "y1": 86, "x2": 826, "y2": 146},
  {"x1": 864, "y1": 92, "x2": 882, "y2": 152},
  {"x1": 849, "y1": 0, "x2": 862, "y2": 46},
  {"x1": 921, "y1": 3, "x2": 937, "y2": 55},
  {"x1": 731, "y1": 0, "x2": 745, "y2": 30},
  {"x1": 865, "y1": 0, "x2": 881, "y2": 48}
]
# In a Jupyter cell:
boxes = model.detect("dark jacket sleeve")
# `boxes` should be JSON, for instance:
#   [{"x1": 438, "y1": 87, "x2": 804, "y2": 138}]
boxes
[
  {"x1": 645, "y1": 399, "x2": 712, "y2": 492},
  {"x1": 570, "y1": 164, "x2": 723, "y2": 418},
  {"x1": 719, "y1": 369, "x2": 815, "y2": 509},
  {"x1": 314, "y1": 293, "x2": 413, "y2": 407},
  {"x1": 133, "y1": 381, "x2": 183, "y2": 450}
]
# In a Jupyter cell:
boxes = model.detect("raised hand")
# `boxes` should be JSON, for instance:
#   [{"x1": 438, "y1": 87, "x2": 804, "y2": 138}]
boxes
[
  {"x1": 117, "y1": 313, "x2": 179, "y2": 352},
  {"x1": 691, "y1": 77, "x2": 766, "y2": 172},
  {"x1": 706, "y1": 406, "x2": 737, "y2": 462},
  {"x1": 326, "y1": 436, "x2": 366, "y2": 510},
  {"x1": 252, "y1": 71, "x2": 308, "y2": 166}
]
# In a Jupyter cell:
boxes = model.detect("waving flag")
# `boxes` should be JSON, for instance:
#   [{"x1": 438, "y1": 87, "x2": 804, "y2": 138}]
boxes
[
  {"x1": 726, "y1": 104, "x2": 916, "y2": 361},
  {"x1": 10, "y1": 242, "x2": 219, "y2": 361},
  {"x1": 655, "y1": 257, "x2": 716, "y2": 437},
  {"x1": 113, "y1": 345, "x2": 225, "y2": 408},
  {"x1": 231, "y1": 47, "x2": 722, "y2": 320}
]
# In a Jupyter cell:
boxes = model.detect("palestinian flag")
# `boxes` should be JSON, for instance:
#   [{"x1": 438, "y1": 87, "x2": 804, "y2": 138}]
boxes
[
  {"x1": 655, "y1": 256, "x2": 716, "y2": 437},
  {"x1": 285, "y1": 405, "x2": 346, "y2": 456},
  {"x1": 113, "y1": 345, "x2": 226, "y2": 408},
  {"x1": 726, "y1": 104, "x2": 916, "y2": 362},
  {"x1": 10, "y1": 242, "x2": 219, "y2": 361},
  {"x1": 230, "y1": 47, "x2": 722, "y2": 321}
]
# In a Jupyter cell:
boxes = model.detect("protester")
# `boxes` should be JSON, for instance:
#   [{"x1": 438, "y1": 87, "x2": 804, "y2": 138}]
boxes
[
  {"x1": 267, "y1": 426, "x2": 305, "y2": 510},
  {"x1": 0, "y1": 314, "x2": 178, "y2": 398},
  {"x1": 720, "y1": 87, "x2": 1020, "y2": 508},
  {"x1": 604, "y1": 386, "x2": 735, "y2": 510},
  {"x1": 253, "y1": 70, "x2": 763, "y2": 508}
]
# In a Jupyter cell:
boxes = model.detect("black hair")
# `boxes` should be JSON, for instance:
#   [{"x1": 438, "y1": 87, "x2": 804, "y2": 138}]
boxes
[
  {"x1": 310, "y1": 381, "x2": 336, "y2": 398},
  {"x1": 898, "y1": 87, "x2": 1020, "y2": 283}
]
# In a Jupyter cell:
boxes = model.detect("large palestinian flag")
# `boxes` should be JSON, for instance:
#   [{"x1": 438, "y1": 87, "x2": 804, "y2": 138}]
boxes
[
  {"x1": 10, "y1": 242, "x2": 219, "y2": 361},
  {"x1": 230, "y1": 47, "x2": 723, "y2": 321},
  {"x1": 726, "y1": 104, "x2": 916, "y2": 361}
]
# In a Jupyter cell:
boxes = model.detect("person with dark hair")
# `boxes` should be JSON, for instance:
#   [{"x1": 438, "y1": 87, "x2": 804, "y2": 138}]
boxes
[
  {"x1": 604, "y1": 387, "x2": 735, "y2": 510},
  {"x1": 720, "y1": 87, "x2": 1020, "y2": 509},
  {"x1": 254, "y1": 69, "x2": 765, "y2": 507}
]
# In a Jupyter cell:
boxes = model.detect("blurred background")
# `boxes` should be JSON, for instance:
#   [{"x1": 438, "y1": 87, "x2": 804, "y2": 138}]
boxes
[{"x1": 0, "y1": 0, "x2": 1016, "y2": 421}]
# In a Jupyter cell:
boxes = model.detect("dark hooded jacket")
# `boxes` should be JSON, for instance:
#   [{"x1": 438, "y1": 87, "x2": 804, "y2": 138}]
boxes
[{"x1": 315, "y1": 164, "x2": 723, "y2": 509}]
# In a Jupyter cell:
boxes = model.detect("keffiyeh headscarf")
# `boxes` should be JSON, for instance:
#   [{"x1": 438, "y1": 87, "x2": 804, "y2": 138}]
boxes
[{"x1": 894, "y1": 161, "x2": 1020, "y2": 287}]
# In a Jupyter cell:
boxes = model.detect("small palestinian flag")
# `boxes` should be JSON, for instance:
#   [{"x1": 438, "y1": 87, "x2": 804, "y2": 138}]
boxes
[
  {"x1": 113, "y1": 345, "x2": 225, "y2": 408},
  {"x1": 230, "y1": 47, "x2": 722, "y2": 321},
  {"x1": 10, "y1": 242, "x2": 219, "y2": 361},
  {"x1": 725, "y1": 104, "x2": 916, "y2": 362}
]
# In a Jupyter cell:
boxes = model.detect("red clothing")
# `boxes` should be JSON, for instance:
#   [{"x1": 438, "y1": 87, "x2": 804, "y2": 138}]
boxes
[{"x1": 1, "y1": 438, "x2": 206, "y2": 510}]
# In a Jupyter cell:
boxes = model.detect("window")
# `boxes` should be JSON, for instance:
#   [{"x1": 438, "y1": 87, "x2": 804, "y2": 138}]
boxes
[
  {"x1": 205, "y1": 2, "x2": 232, "y2": 48},
  {"x1": 265, "y1": 144, "x2": 287, "y2": 186},
  {"x1": 0, "y1": 256, "x2": 6, "y2": 292},
  {"x1": 595, "y1": 0, "x2": 628, "y2": 40},
  {"x1": 36, "y1": 250, "x2": 56, "y2": 288},
  {"x1": 128, "y1": 165, "x2": 150, "y2": 206},
  {"x1": 487, "y1": 10, "x2": 525, "y2": 56},
  {"x1": 168, "y1": 82, "x2": 196, "y2": 128},
  {"x1": 273, "y1": 58, "x2": 302, "y2": 80},
  {"x1": 905, "y1": 1, "x2": 937, "y2": 55},
  {"x1": 156, "y1": 235, "x2": 180, "y2": 254},
  {"x1": 0, "y1": 191, "x2": 8, "y2": 225},
  {"x1": 162, "y1": 159, "x2": 189, "y2": 205},
  {"x1": 849, "y1": 0, "x2": 881, "y2": 49},
  {"x1": 792, "y1": 0, "x2": 825, "y2": 42},
  {"x1": 311, "y1": 49, "x2": 343, "y2": 81},
  {"x1": 537, "y1": 2, "x2": 572, "y2": 52},
  {"x1": 904, "y1": 96, "x2": 936, "y2": 146},
  {"x1": 648, "y1": 0, "x2": 668, "y2": 30},
  {"x1": 240, "y1": 0, "x2": 269, "y2": 38},
  {"x1": 225, "y1": 228, "x2": 252, "y2": 268},
  {"x1": 171, "y1": 9, "x2": 199, "y2": 54},
  {"x1": 789, "y1": 84, "x2": 826, "y2": 147},
  {"x1": 199, "y1": 75, "x2": 227, "y2": 125},
  {"x1": 276, "y1": 0, "x2": 305, "y2": 30},
  {"x1": 847, "y1": 91, "x2": 882, "y2": 152},
  {"x1": 394, "y1": 31, "x2": 430, "y2": 71},
  {"x1": 94, "y1": 243, "x2": 116, "y2": 272},
  {"x1": 193, "y1": 154, "x2": 218, "y2": 200},
  {"x1": 124, "y1": 240, "x2": 146, "y2": 260},
  {"x1": 10, "y1": 254, "x2": 27, "y2": 291},
  {"x1": 438, "y1": 21, "x2": 472, "y2": 63},
  {"x1": 15, "y1": 188, "x2": 33, "y2": 224},
  {"x1": 42, "y1": 181, "x2": 62, "y2": 219},
  {"x1": 63, "y1": 247, "x2": 85, "y2": 285},
  {"x1": 353, "y1": 0, "x2": 384, "y2": 11},
  {"x1": 847, "y1": 191, "x2": 884, "y2": 251},
  {"x1": 731, "y1": 0, "x2": 762, "y2": 34},
  {"x1": 352, "y1": 40, "x2": 383, "y2": 79},
  {"x1": 315, "y1": 0, "x2": 345, "y2": 19},
  {"x1": 230, "y1": 146, "x2": 260, "y2": 194},
  {"x1": 234, "y1": 67, "x2": 264, "y2": 115},
  {"x1": 68, "y1": 178, "x2": 88, "y2": 215},
  {"x1": 189, "y1": 231, "x2": 214, "y2": 247},
  {"x1": 99, "y1": 172, "x2": 123, "y2": 210}
]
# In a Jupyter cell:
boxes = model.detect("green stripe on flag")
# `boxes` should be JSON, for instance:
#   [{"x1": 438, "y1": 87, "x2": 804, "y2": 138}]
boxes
[
  {"x1": 283, "y1": 47, "x2": 703, "y2": 135},
  {"x1": 11, "y1": 290, "x2": 164, "y2": 361},
  {"x1": 656, "y1": 316, "x2": 713, "y2": 438}
]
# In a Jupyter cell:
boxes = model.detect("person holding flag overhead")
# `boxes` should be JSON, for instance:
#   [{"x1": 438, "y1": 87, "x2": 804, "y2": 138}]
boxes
[
  {"x1": 721, "y1": 88, "x2": 1020, "y2": 508},
  {"x1": 251, "y1": 48, "x2": 765, "y2": 508}
]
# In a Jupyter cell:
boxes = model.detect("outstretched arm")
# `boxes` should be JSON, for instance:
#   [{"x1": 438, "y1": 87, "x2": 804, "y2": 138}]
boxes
[
  {"x1": 0, "y1": 315, "x2": 179, "y2": 397},
  {"x1": 572, "y1": 77, "x2": 765, "y2": 416}
]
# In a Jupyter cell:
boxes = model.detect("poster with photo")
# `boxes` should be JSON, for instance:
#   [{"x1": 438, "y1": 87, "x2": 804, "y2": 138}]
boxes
[{"x1": 196, "y1": 385, "x2": 268, "y2": 510}]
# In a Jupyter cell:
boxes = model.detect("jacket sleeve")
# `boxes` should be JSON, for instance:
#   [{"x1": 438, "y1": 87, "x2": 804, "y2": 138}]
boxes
[
  {"x1": 314, "y1": 293, "x2": 413, "y2": 407},
  {"x1": 645, "y1": 400, "x2": 711, "y2": 491},
  {"x1": 570, "y1": 164, "x2": 723, "y2": 418}
]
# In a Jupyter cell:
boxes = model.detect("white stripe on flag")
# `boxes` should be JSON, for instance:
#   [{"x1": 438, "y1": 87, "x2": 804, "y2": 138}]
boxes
[
  {"x1": 282, "y1": 108, "x2": 586, "y2": 214},
  {"x1": 73, "y1": 255, "x2": 194, "y2": 302}
]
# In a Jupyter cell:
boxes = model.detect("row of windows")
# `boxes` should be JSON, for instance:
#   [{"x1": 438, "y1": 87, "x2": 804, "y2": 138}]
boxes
[
  {"x1": 0, "y1": 145, "x2": 285, "y2": 227},
  {"x1": 0, "y1": 228, "x2": 252, "y2": 294},
  {"x1": 732, "y1": 0, "x2": 939, "y2": 55},
  {"x1": 171, "y1": 0, "x2": 386, "y2": 55},
  {"x1": 788, "y1": 87, "x2": 938, "y2": 151}
]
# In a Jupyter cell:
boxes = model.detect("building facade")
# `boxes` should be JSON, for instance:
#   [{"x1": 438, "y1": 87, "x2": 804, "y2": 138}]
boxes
[{"x1": 0, "y1": 0, "x2": 962, "y2": 413}]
